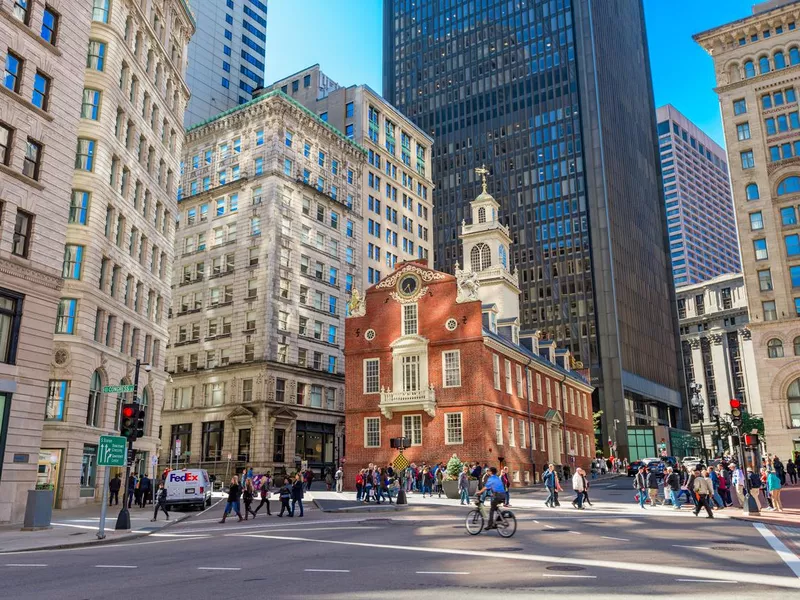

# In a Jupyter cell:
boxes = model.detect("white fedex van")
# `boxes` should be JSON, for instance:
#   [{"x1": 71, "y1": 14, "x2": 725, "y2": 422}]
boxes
[{"x1": 164, "y1": 469, "x2": 212, "y2": 511}]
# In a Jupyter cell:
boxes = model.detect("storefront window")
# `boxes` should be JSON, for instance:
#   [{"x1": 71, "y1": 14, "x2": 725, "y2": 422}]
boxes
[
  {"x1": 170, "y1": 423, "x2": 191, "y2": 459},
  {"x1": 201, "y1": 421, "x2": 223, "y2": 460},
  {"x1": 238, "y1": 428, "x2": 251, "y2": 461},
  {"x1": 273, "y1": 428, "x2": 285, "y2": 463},
  {"x1": 80, "y1": 444, "x2": 98, "y2": 491}
]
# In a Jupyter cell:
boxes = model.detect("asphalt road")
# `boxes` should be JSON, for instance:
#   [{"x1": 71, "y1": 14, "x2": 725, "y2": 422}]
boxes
[{"x1": 2, "y1": 478, "x2": 799, "y2": 599}]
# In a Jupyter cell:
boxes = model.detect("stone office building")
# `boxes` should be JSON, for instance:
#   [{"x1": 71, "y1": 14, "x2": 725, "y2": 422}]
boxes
[
  {"x1": 161, "y1": 89, "x2": 366, "y2": 479},
  {"x1": 0, "y1": 0, "x2": 91, "y2": 523}
]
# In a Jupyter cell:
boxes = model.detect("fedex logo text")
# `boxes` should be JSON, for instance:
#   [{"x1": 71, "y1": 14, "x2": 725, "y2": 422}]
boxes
[{"x1": 169, "y1": 472, "x2": 199, "y2": 483}]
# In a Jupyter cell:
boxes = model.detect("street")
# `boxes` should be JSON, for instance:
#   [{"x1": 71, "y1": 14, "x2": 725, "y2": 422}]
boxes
[{"x1": 1, "y1": 478, "x2": 799, "y2": 598}]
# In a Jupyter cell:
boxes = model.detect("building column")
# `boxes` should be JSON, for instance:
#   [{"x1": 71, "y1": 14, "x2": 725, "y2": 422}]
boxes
[
  {"x1": 739, "y1": 328, "x2": 762, "y2": 415},
  {"x1": 710, "y1": 332, "x2": 733, "y2": 412},
  {"x1": 689, "y1": 339, "x2": 709, "y2": 416}
]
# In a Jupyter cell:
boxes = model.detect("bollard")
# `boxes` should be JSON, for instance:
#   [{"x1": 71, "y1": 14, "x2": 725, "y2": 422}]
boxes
[{"x1": 396, "y1": 488, "x2": 407, "y2": 505}]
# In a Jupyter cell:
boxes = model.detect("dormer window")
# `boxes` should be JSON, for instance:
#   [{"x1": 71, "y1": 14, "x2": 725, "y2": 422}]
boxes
[
  {"x1": 489, "y1": 312, "x2": 497, "y2": 333},
  {"x1": 478, "y1": 206, "x2": 486, "y2": 223},
  {"x1": 470, "y1": 242, "x2": 491, "y2": 272}
]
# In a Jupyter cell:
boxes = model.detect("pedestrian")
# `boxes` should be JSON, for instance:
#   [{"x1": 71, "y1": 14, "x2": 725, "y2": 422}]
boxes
[
  {"x1": 380, "y1": 468, "x2": 393, "y2": 504},
  {"x1": 458, "y1": 465, "x2": 470, "y2": 505},
  {"x1": 720, "y1": 463, "x2": 733, "y2": 507},
  {"x1": 422, "y1": 467, "x2": 433, "y2": 498},
  {"x1": 127, "y1": 473, "x2": 137, "y2": 508},
  {"x1": 254, "y1": 476, "x2": 272, "y2": 516},
  {"x1": 291, "y1": 473, "x2": 305, "y2": 517},
  {"x1": 571, "y1": 469, "x2": 585, "y2": 509},
  {"x1": 364, "y1": 468, "x2": 374, "y2": 502},
  {"x1": 133, "y1": 473, "x2": 143, "y2": 508},
  {"x1": 109, "y1": 473, "x2": 121, "y2": 506},
  {"x1": 471, "y1": 462, "x2": 482, "y2": 481},
  {"x1": 747, "y1": 467, "x2": 762, "y2": 510},
  {"x1": 635, "y1": 466, "x2": 648, "y2": 509},
  {"x1": 693, "y1": 469, "x2": 714, "y2": 518},
  {"x1": 355, "y1": 470, "x2": 364, "y2": 501},
  {"x1": 138, "y1": 473, "x2": 151, "y2": 508},
  {"x1": 219, "y1": 476, "x2": 243, "y2": 523},
  {"x1": 278, "y1": 477, "x2": 292, "y2": 517},
  {"x1": 501, "y1": 466, "x2": 511, "y2": 507},
  {"x1": 581, "y1": 469, "x2": 592, "y2": 506},
  {"x1": 243, "y1": 478, "x2": 257, "y2": 520},
  {"x1": 767, "y1": 469, "x2": 783, "y2": 512},
  {"x1": 773, "y1": 456, "x2": 786, "y2": 486},
  {"x1": 305, "y1": 469, "x2": 314, "y2": 491},
  {"x1": 335, "y1": 465, "x2": 344, "y2": 493},
  {"x1": 436, "y1": 466, "x2": 445, "y2": 499},
  {"x1": 646, "y1": 466, "x2": 660, "y2": 506},
  {"x1": 760, "y1": 467, "x2": 774, "y2": 510},
  {"x1": 787, "y1": 458, "x2": 797, "y2": 485},
  {"x1": 544, "y1": 464, "x2": 557, "y2": 508},
  {"x1": 325, "y1": 469, "x2": 333, "y2": 491},
  {"x1": 731, "y1": 463, "x2": 746, "y2": 506},
  {"x1": 665, "y1": 467, "x2": 682, "y2": 509},
  {"x1": 151, "y1": 482, "x2": 169, "y2": 522},
  {"x1": 707, "y1": 465, "x2": 725, "y2": 509}
]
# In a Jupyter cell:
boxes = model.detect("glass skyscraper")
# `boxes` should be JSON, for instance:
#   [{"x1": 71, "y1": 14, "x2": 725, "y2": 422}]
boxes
[
  {"x1": 383, "y1": 0, "x2": 684, "y2": 458},
  {"x1": 184, "y1": 0, "x2": 267, "y2": 127}
]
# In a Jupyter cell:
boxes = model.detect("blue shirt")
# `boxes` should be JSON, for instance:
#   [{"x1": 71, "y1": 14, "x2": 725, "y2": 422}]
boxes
[{"x1": 484, "y1": 475, "x2": 505, "y2": 494}]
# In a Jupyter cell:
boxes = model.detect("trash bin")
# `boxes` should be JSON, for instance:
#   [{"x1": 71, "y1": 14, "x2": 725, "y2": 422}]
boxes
[{"x1": 23, "y1": 489, "x2": 54, "y2": 530}]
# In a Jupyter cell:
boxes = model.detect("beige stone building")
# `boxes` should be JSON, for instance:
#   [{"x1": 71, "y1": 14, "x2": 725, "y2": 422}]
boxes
[
  {"x1": 264, "y1": 65, "x2": 435, "y2": 286},
  {"x1": 161, "y1": 90, "x2": 366, "y2": 479},
  {"x1": 696, "y1": 0, "x2": 800, "y2": 458},
  {"x1": 40, "y1": 0, "x2": 194, "y2": 510},
  {"x1": 0, "y1": 0, "x2": 92, "y2": 523}
]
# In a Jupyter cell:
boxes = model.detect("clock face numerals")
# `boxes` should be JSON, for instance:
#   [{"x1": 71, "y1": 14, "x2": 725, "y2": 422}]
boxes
[{"x1": 398, "y1": 275, "x2": 419, "y2": 297}]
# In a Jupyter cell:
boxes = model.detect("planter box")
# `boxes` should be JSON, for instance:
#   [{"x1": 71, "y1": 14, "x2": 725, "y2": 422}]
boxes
[
  {"x1": 442, "y1": 479, "x2": 479, "y2": 499},
  {"x1": 22, "y1": 489, "x2": 54, "y2": 530}
]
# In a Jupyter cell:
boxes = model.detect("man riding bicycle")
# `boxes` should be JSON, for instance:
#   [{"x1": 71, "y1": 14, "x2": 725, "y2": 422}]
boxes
[{"x1": 476, "y1": 466, "x2": 506, "y2": 529}]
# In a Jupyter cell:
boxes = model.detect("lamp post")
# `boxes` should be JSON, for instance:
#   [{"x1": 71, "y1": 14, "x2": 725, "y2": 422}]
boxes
[
  {"x1": 711, "y1": 405, "x2": 723, "y2": 458},
  {"x1": 689, "y1": 383, "x2": 708, "y2": 460}
]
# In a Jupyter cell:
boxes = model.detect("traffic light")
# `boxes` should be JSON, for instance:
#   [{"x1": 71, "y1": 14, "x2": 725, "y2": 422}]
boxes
[
  {"x1": 730, "y1": 398, "x2": 743, "y2": 428},
  {"x1": 135, "y1": 407, "x2": 146, "y2": 439},
  {"x1": 744, "y1": 433, "x2": 760, "y2": 447},
  {"x1": 121, "y1": 403, "x2": 138, "y2": 441}
]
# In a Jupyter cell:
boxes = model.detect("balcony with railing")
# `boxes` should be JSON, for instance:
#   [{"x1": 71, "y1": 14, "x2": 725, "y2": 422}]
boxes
[{"x1": 379, "y1": 385, "x2": 436, "y2": 419}]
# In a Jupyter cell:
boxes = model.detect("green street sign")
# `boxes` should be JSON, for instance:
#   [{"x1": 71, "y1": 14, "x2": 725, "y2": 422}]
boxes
[
  {"x1": 103, "y1": 384, "x2": 135, "y2": 394},
  {"x1": 98, "y1": 435, "x2": 127, "y2": 467}
]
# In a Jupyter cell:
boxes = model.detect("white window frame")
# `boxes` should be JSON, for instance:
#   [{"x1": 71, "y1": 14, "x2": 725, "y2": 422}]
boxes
[
  {"x1": 570, "y1": 388, "x2": 576, "y2": 416},
  {"x1": 364, "y1": 417, "x2": 380, "y2": 448},
  {"x1": 495, "y1": 413, "x2": 503, "y2": 445},
  {"x1": 526, "y1": 368, "x2": 533, "y2": 402},
  {"x1": 402, "y1": 414, "x2": 422, "y2": 446},
  {"x1": 555, "y1": 383, "x2": 561, "y2": 410},
  {"x1": 579, "y1": 433, "x2": 584, "y2": 457},
  {"x1": 508, "y1": 416, "x2": 515, "y2": 447},
  {"x1": 401, "y1": 303, "x2": 418, "y2": 336},
  {"x1": 492, "y1": 354, "x2": 501, "y2": 390},
  {"x1": 546, "y1": 379, "x2": 552, "y2": 407},
  {"x1": 519, "y1": 419, "x2": 526, "y2": 448},
  {"x1": 538, "y1": 423, "x2": 545, "y2": 452},
  {"x1": 530, "y1": 421, "x2": 537, "y2": 450},
  {"x1": 445, "y1": 412, "x2": 463, "y2": 445},
  {"x1": 504, "y1": 359, "x2": 512, "y2": 393},
  {"x1": 442, "y1": 350, "x2": 461, "y2": 387},
  {"x1": 516, "y1": 364, "x2": 524, "y2": 398},
  {"x1": 536, "y1": 373, "x2": 542, "y2": 404},
  {"x1": 364, "y1": 358, "x2": 380, "y2": 394}
]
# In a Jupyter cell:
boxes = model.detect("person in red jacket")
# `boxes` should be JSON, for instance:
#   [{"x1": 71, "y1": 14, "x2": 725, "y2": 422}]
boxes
[{"x1": 501, "y1": 466, "x2": 511, "y2": 507}]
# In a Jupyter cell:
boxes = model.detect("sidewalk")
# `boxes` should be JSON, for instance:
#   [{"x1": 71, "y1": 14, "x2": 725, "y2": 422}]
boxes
[
  {"x1": 728, "y1": 484, "x2": 800, "y2": 528},
  {"x1": 0, "y1": 498, "x2": 207, "y2": 553}
]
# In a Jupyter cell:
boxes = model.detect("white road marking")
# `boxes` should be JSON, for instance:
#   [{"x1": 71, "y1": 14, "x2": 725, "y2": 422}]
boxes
[
  {"x1": 198, "y1": 567, "x2": 241, "y2": 571},
  {"x1": 567, "y1": 531, "x2": 581, "y2": 535},
  {"x1": 601, "y1": 536, "x2": 630, "y2": 542},
  {"x1": 304, "y1": 569, "x2": 350, "y2": 573},
  {"x1": 51, "y1": 523, "x2": 99, "y2": 531},
  {"x1": 149, "y1": 533, "x2": 210, "y2": 538},
  {"x1": 677, "y1": 579, "x2": 738, "y2": 583},
  {"x1": 5, "y1": 563, "x2": 47, "y2": 567},
  {"x1": 239, "y1": 533, "x2": 800, "y2": 590},
  {"x1": 544, "y1": 524, "x2": 556, "y2": 529},
  {"x1": 532, "y1": 520, "x2": 540, "y2": 524},
  {"x1": 416, "y1": 571, "x2": 470, "y2": 575},
  {"x1": 754, "y1": 523, "x2": 800, "y2": 578},
  {"x1": 543, "y1": 574, "x2": 596, "y2": 579},
  {"x1": 672, "y1": 544, "x2": 711, "y2": 550},
  {"x1": 95, "y1": 565, "x2": 137, "y2": 568}
]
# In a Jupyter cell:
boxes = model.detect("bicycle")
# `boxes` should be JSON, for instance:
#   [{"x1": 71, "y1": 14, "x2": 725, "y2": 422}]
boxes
[{"x1": 465, "y1": 496, "x2": 517, "y2": 537}]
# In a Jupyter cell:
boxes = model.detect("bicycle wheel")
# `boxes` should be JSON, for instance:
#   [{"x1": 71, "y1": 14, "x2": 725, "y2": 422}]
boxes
[
  {"x1": 465, "y1": 509, "x2": 484, "y2": 535},
  {"x1": 496, "y1": 510, "x2": 517, "y2": 538}
]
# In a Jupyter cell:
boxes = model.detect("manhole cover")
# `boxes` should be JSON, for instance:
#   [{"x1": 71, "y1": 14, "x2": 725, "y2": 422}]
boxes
[
  {"x1": 712, "y1": 546, "x2": 746, "y2": 552},
  {"x1": 543, "y1": 528, "x2": 569, "y2": 532},
  {"x1": 546, "y1": 565, "x2": 586, "y2": 572}
]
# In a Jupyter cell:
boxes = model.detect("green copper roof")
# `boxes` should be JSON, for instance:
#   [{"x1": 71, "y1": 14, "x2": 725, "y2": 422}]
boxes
[{"x1": 185, "y1": 90, "x2": 367, "y2": 156}]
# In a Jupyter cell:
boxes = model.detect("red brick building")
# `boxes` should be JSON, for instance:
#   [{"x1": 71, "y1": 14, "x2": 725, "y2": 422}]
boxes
[{"x1": 343, "y1": 183, "x2": 595, "y2": 486}]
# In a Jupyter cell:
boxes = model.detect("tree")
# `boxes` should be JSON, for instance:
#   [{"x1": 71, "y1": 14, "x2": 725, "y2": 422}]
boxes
[
  {"x1": 592, "y1": 410, "x2": 603, "y2": 433},
  {"x1": 445, "y1": 454, "x2": 463, "y2": 480},
  {"x1": 741, "y1": 413, "x2": 764, "y2": 438}
]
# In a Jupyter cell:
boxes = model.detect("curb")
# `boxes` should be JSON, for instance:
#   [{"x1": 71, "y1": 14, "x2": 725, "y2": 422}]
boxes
[
  {"x1": 0, "y1": 512, "x2": 194, "y2": 554},
  {"x1": 729, "y1": 514, "x2": 800, "y2": 528},
  {"x1": 312, "y1": 499, "x2": 408, "y2": 513}
]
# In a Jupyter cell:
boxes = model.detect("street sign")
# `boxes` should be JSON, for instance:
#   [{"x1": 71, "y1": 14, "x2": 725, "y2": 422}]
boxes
[
  {"x1": 393, "y1": 453, "x2": 410, "y2": 472},
  {"x1": 174, "y1": 439, "x2": 181, "y2": 457},
  {"x1": 98, "y1": 436, "x2": 127, "y2": 467},
  {"x1": 103, "y1": 384, "x2": 135, "y2": 394},
  {"x1": 150, "y1": 455, "x2": 158, "y2": 466}
]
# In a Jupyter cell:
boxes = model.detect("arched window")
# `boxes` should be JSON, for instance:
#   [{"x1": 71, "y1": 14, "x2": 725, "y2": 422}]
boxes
[
  {"x1": 778, "y1": 176, "x2": 800, "y2": 196},
  {"x1": 759, "y1": 56, "x2": 770, "y2": 74},
  {"x1": 768, "y1": 338, "x2": 784, "y2": 358},
  {"x1": 499, "y1": 245, "x2": 508, "y2": 268},
  {"x1": 744, "y1": 60, "x2": 756, "y2": 78},
  {"x1": 775, "y1": 51, "x2": 787, "y2": 69},
  {"x1": 790, "y1": 47, "x2": 800, "y2": 66},
  {"x1": 746, "y1": 183, "x2": 760, "y2": 200},
  {"x1": 87, "y1": 370, "x2": 102, "y2": 427},
  {"x1": 788, "y1": 378, "x2": 800, "y2": 427},
  {"x1": 470, "y1": 243, "x2": 491, "y2": 272},
  {"x1": 794, "y1": 336, "x2": 800, "y2": 356},
  {"x1": 478, "y1": 207, "x2": 486, "y2": 223}
]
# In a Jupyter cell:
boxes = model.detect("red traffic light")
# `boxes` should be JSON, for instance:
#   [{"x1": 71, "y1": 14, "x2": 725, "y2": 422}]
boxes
[
  {"x1": 730, "y1": 399, "x2": 741, "y2": 409},
  {"x1": 122, "y1": 406, "x2": 135, "y2": 418}
]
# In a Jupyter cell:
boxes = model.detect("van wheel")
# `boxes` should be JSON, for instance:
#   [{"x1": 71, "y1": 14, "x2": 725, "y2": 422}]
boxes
[{"x1": 205, "y1": 497, "x2": 211, "y2": 507}]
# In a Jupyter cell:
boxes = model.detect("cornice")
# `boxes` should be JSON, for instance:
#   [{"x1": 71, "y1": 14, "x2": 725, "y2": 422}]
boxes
[{"x1": 0, "y1": 258, "x2": 63, "y2": 291}]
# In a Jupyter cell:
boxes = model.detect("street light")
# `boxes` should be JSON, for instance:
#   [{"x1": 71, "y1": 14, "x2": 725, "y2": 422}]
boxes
[
  {"x1": 711, "y1": 404, "x2": 722, "y2": 457},
  {"x1": 689, "y1": 383, "x2": 708, "y2": 460}
]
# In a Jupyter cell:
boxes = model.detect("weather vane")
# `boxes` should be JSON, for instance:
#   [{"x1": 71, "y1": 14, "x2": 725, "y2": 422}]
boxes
[{"x1": 475, "y1": 164, "x2": 489, "y2": 193}]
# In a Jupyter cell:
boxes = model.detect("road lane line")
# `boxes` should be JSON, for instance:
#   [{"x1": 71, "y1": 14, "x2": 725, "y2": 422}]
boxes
[
  {"x1": 754, "y1": 523, "x2": 800, "y2": 578},
  {"x1": 672, "y1": 544, "x2": 711, "y2": 550},
  {"x1": 198, "y1": 567, "x2": 241, "y2": 571},
  {"x1": 677, "y1": 579, "x2": 738, "y2": 583},
  {"x1": 543, "y1": 574, "x2": 596, "y2": 579},
  {"x1": 567, "y1": 531, "x2": 581, "y2": 535},
  {"x1": 416, "y1": 571, "x2": 470, "y2": 575},
  {"x1": 601, "y1": 536, "x2": 629, "y2": 542},
  {"x1": 304, "y1": 569, "x2": 350, "y2": 573},
  {"x1": 544, "y1": 525, "x2": 555, "y2": 529},
  {"x1": 239, "y1": 533, "x2": 800, "y2": 590},
  {"x1": 5, "y1": 563, "x2": 47, "y2": 567},
  {"x1": 95, "y1": 565, "x2": 137, "y2": 568}
]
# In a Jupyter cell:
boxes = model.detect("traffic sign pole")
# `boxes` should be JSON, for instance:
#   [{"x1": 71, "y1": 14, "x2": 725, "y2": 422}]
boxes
[
  {"x1": 115, "y1": 359, "x2": 141, "y2": 531},
  {"x1": 97, "y1": 465, "x2": 110, "y2": 539}
]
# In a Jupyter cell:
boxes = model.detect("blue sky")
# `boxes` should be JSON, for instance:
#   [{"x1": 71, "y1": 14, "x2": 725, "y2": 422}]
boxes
[{"x1": 264, "y1": 0, "x2": 758, "y2": 148}]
